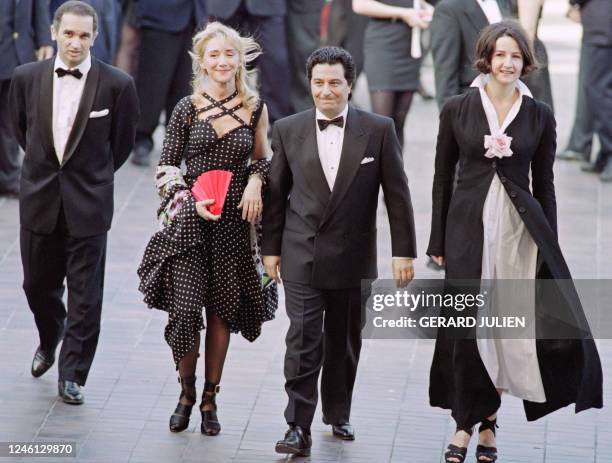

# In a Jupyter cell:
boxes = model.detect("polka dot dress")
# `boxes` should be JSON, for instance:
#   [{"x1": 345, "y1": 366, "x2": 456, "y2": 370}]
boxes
[{"x1": 138, "y1": 91, "x2": 276, "y2": 368}]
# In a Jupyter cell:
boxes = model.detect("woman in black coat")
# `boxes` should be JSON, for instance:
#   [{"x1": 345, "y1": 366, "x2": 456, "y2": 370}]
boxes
[{"x1": 427, "y1": 20, "x2": 603, "y2": 463}]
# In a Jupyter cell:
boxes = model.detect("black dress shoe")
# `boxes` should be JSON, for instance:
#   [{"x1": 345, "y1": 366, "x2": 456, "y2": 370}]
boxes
[
  {"x1": 31, "y1": 347, "x2": 55, "y2": 378},
  {"x1": 275, "y1": 425, "x2": 312, "y2": 457},
  {"x1": 601, "y1": 162, "x2": 612, "y2": 182},
  {"x1": 322, "y1": 417, "x2": 355, "y2": 440},
  {"x1": 581, "y1": 161, "x2": 603, "y2": 173},
  {"x1": 556, "y1": 149, "x2": 588, "y2": 162},
  {"x1": 58, "y1": 380, "x2": 84, "y2": 405},
  {"x1": 331, "y1": 423, "x2": 355, "y2": 440},
  {"x1": 131, "y1": 144, "x2": 151, "y2": 167}
]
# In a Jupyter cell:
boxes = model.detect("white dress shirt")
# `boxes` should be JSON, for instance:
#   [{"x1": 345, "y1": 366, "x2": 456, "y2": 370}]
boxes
[
  {"x1": 315, "y1": 105, "x2": 411, "y2": 262},
  {"x1": 476, "y1": 0, "x2": 503, "y2": 24},
  {"x1": 315, "y1": 104, "x2": 349, "y2": 191},
  {"x1": 52, "y1": 54, "x2": 91, "y2": 163}
]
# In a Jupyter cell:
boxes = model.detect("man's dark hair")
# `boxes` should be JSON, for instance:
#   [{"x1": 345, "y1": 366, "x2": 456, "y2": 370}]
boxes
[
  {"x1": 306, "y1": 46, "x2": 356, "y2": 87},
  {"x1": 474, "y1": 20, "x2": 538, "y2": 76},
  {"x1": 53, "y1": 1, "x2": 98, "y2": 34}
]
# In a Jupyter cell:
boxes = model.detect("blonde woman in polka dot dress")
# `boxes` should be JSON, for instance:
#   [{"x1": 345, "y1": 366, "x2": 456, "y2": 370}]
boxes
[{"x1": 137, "y1": 22, "x2": 277, "y2": 436}]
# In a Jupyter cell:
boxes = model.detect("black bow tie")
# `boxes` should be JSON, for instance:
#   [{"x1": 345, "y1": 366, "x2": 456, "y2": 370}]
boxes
[
  {"x1": 317, "y1": 116, "x2": 344, "y2": 131},
  {"x1": 55, "y1": 67, "x2": 83, "y2": 79}
]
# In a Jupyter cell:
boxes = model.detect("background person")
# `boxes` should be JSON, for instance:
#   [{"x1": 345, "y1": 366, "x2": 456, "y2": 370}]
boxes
[
  {"x1": 352, "y1": 0, "x2": 433, "y2": 149},
  {"x1": 0, "y1": 0, "x2": 53, "y2": 198}
]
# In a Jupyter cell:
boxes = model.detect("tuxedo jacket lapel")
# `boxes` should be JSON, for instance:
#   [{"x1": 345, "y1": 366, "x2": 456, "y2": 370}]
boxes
[
  {"x1": 464, "y1": 0, "x2": 489, "y2": 33},
  {"x1": 61, "y1": 58, "x2": 100, "y2": 166},
  {"x1": 38, "y1": 59, "x2": 57, "y2": 165},
  {"x1": 297, "y1": 108, "x2": 331, "y2": 208},
  {"x1": 320, "y1": 107, "x2": 367, "y2": 227}
]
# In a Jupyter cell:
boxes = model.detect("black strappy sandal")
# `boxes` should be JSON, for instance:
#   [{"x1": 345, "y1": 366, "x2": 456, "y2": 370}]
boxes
[
  {"x1": 200, "y1": 381, "x2": 221, "y2": 436},
  {"x1": 169, "y1": 375, "x2": 196, "y2": 432},
  {"x1": 444, "y1": 427, "x2": 473, "y2": 463},
  {"x1": 476, "y1": 417, "x2": 499, "y2": 462}
]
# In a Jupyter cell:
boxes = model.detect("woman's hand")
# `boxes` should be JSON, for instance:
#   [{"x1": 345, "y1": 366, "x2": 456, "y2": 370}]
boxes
[
  {"x1": 238, "y1": 174, "x2": 263, "y2": 223},
  {"x1": 431, "y1": 256, "x2": 444, "y2": 267},
  {"x1": 401, "y1": 8, "x2": 431, "y2": 29},
  {"x1": 195, "y1": 199, "x2": 220, "y2": 221}
]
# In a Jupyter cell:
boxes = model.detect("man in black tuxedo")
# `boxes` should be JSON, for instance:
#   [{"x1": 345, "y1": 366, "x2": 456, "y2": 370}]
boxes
[
  {"x1": 9, "y1": 1, "x2": 139, "y2": 404},
  {"x1": 207, "y1": 0, "x2": 291, "y2": 123},
  {"x1": 262, "y1": 47, "x2": 416, "y2": 456},
  {"x1": 431, "y1": 0, "x2": 553, "y2": 110},
  {"x1": 0, "y1": 0, "x2": 53, "y2": 198}
]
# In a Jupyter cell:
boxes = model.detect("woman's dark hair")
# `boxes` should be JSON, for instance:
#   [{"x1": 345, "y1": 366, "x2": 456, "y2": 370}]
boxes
[
  {"x1": 53, "y1": 1, "x2": 98, "y2": 34},
  {"x1": 306, "y1": 46, "x2": 356, "y2": 87},
  {"x1": 474, "y1": 20, "x2": 538, "y2": 76}
]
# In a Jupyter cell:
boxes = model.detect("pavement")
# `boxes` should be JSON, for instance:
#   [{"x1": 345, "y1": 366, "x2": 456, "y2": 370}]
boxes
[{"x1": 0, "y1": 1, "x2": 610, "y2": 461}]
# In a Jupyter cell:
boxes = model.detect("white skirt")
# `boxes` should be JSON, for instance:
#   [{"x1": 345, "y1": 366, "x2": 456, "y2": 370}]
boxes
[{"x1": 477, "y1": 174, "x2": 546, "y2": 403}]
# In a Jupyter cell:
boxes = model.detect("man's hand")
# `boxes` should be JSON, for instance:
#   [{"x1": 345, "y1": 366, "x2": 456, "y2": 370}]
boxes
[
  {"x1": 431, "y1": 256, "x2": 444, "y2": 267},
  {"x1": 36, "y1": 46, "x2": 54, "y2": 61},
  {"x1": 263, "y1": 255, "x2": 281, "y2": 284},
  {"x1": 195, "y1": 199, "x2": 220, "y2": 221},
  {"x1": 392, "y1": 257, "x2": 414, "y2": 288}
]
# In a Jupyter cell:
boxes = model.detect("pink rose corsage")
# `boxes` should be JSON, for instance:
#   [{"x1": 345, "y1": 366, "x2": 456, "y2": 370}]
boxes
[{"x1": 484, "y1": 132, "x2": 513, "y2": 159}]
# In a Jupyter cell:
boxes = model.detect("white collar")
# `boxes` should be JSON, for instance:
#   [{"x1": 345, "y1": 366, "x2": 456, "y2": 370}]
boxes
[
  {"x1": 315, "y1": 104, "x2": 349, "y2": 123},
  {"x1": 470, "y1": 73, "x2": 532, "y2": 133},
  {"x1": 54, "y1": 53, "x2": 92, "y2": 76},
  {"x1": 470, "y1": 73, "x2": 532, "y2": 98}
]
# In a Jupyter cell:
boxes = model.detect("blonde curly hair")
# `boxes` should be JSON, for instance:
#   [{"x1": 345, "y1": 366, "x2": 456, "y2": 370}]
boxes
[{"x1": 189, "y1": 22, "x2": 261, "y2": 111}]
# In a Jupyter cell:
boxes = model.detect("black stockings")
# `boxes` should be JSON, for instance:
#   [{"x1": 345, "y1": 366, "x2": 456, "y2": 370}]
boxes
[
  {"x1": 176, "y1": 310, "x2": 230, "y2": 406},
  {"x1": 370, "y1": 90, "x2": 415, "y2": 149},
  {"x1": 203, "y1": 310, "x2": 230, "y2": 385}
]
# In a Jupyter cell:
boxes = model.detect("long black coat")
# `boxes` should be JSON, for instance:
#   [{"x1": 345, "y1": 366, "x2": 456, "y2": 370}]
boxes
[{"x1": 427, "y1": 89, "x2": 603, "y2": 428}]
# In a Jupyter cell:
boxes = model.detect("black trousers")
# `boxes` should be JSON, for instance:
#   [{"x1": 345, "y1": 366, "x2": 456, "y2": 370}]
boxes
[
  {"x1": 0, "y1": 79, "x2": 20, "y2": 193},
  {"x1": 566, "y1": 43, "x2": 595, "y2": 157},
  {"x1": 134, "y1": 26, "x2": 193, "y2": 151},
  {"x1": 212, "y1": 6, "x2": 291, "y2": 123},
  {"x1": 20, "y1": 208, "x2": 107, "y2": 386},
  {"x1": 521, "y1": 39, "x2": 554, "y2": 112},
  {"x1": 583, "y1": 44, "x2": 612, "y2": 167},
  {"x1": 282, "y1": 280, "x2": 367, "y2": 431},
  {"x1": 286, "y1": 0, "x2": 324, "y2": 113}
]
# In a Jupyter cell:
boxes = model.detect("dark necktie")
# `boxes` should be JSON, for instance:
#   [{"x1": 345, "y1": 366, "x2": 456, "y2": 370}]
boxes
[
  {"x1": 317, "y1": 116, "x2": 344, "y2": 131},
  {"x1": 55, "y1": 67, "x2": 83, "y2": 79}
]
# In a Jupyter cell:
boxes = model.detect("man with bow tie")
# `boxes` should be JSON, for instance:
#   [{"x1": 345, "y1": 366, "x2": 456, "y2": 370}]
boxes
[
  {"x1": 8, "y1": 0, "x2": 138, "y2": 404},
  {"x1": 262, "y1": 46, "x2": 416, "y2": 456}
]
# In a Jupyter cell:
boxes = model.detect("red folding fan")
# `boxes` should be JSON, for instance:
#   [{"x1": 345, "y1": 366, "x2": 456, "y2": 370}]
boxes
[{"x1": 191, "y1": 170, "x2": 233, "y2": 216}]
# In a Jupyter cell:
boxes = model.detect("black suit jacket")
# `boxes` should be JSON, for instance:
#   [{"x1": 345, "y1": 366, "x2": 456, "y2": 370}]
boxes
[
  {"x1": 0, "y1": 0, "x2": 51, "y2": 80},
  {"x1": 9, "y1": 56, "x2": 139, "y2": 238},
  {"x1": 206, "y1": 0, "x2": 286, "y2": 19},
  {"x1": 262, "y1": 107, "x2": 416, "y2": 289},
  {"x1": 134, "y1": 0, "x2": 207, "y2": 32},
  {"x1": 431, "y1": 0, "x2": 552, "y2": 110},
  {"x1": 430, "y1": 0, "x2": 497, "y2": 110}
]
